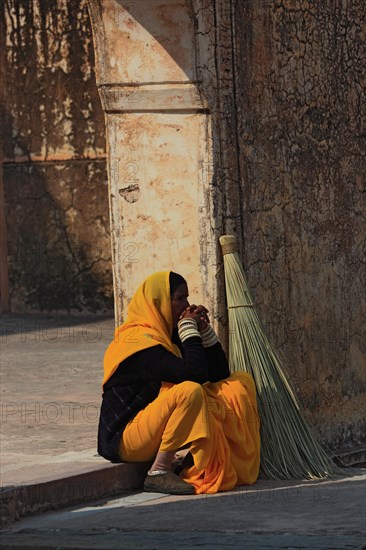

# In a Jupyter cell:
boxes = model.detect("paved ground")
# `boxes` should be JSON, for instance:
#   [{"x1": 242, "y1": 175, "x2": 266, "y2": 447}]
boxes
[
  {"x1": 1, "y1": 472, "x2": 365, "y2": 549},
  {"x1": 1, "y1": 314, "x2": 365, "y2": 549},
  {"x1": 1, "y1": 314, "x2": 114, "y2": 470}
]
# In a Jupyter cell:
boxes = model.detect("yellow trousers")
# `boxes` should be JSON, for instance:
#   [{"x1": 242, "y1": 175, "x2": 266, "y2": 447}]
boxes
[{"x1": 118, "y1": 372, "x2": 260, "y2": 494}]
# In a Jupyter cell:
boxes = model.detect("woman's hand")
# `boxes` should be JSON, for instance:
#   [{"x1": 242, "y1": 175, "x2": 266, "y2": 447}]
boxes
[{"x1": 180, "y1": 304, "x2": 210, "y2": 332}]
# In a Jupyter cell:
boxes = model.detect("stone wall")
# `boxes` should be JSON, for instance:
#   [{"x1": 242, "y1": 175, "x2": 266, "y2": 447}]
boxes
[
  {"x1": 234, "y1": 0, "x2": 366, "y2": 450},
  {"x1": 1, "y1": 0, "x2": 112, "y2": 312},
  {"x1": 2, "y1": 0, "x2": 364, "y2": 451}
]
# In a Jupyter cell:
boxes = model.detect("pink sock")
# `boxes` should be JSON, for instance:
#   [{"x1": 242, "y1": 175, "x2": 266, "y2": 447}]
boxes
[{"x1": 148, "y1": 450, "x2": 176, "y2": 474}]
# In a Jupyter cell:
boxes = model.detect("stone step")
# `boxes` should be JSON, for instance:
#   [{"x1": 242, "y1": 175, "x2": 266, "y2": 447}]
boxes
[{"x1": 1, "y1": 455, "x2": 150, "y2": 527}]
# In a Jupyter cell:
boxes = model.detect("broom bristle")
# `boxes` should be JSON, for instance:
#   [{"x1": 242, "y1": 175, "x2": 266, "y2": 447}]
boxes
[{"x1": 219, "y1": 234, "x2": 340, "y2": 479}]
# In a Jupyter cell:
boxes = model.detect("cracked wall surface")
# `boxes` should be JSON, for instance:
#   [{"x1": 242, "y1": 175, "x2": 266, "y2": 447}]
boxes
[
  {"x1": 87, "y1": 0, "x2": 220, "y2": 326},
  {"x1": 234, "y1": 0, "x2": 366, "y2": 450},
  {"x1": 2, "y1": 0, "x2": 364, "y2": 451},
  {"x1": 1, "y1": 0, "x2": 112, "y2": 312},
  {"x1": 85, "y1": 0, "x2": 364, "y2": 450}
]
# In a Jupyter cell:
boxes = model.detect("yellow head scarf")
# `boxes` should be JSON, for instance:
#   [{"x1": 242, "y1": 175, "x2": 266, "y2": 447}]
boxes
[{"x1": 102, "y1": 271, "x2": 182, "y2": 387}]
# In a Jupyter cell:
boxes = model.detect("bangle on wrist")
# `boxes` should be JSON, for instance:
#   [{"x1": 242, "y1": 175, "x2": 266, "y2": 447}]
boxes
[
  {"x1": 178, "y1": 318, "x2": 201, "y2": 343},
  {"x1": 200, "y1": 325, "x2": 218, "y2": 348}
]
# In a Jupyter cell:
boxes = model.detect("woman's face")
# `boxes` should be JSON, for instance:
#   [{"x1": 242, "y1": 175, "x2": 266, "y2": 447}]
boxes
[{"x1": 171, "y1": 282, "x2": 190, "y2": 328}]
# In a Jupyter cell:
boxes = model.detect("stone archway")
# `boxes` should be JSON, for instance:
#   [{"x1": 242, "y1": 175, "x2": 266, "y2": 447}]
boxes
[{"x1": 87, "y1": 0, "x2": 243, "y2": 340}]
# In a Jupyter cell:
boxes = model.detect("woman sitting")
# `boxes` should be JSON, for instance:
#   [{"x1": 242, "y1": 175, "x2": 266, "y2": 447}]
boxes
[{"x1": 98, "y1": 271, "x2": 260, "y2": 495}]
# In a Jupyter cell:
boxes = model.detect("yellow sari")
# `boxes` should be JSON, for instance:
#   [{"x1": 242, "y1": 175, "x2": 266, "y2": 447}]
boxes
[{"x1": 103, "y1": 271, "x2": 260, "y2": 494}]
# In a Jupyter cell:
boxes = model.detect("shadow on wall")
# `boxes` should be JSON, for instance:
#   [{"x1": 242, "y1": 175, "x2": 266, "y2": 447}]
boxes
[
  {"x1": 1, "y1": 0, "x2": 113, "y2": 313},
  {"x1": 114, "y1": 0, "x2": 196, "y2": 80},
  {"x1": 2, "y1": 108, "x2": 113, "y2": 313}
]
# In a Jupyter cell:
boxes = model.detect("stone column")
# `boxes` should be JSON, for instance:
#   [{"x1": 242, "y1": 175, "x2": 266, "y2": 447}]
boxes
[{"x1": 87, "y1": 0, "x2": 239, "y2": 338}]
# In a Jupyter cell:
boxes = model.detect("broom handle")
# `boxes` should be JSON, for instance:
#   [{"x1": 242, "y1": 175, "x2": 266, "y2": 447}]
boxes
[{"x1": 219, "y1": 234, "x2": 238, "y2": 256}]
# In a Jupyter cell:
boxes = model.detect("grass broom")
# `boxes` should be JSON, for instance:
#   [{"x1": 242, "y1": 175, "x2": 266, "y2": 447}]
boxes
[{"x1": 219, "y1": 234, "x2": 340, "y2": 479}]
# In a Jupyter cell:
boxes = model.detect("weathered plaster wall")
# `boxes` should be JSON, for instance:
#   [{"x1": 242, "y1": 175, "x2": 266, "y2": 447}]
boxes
[
  {"x1": 2, "y1": 0, "x2": 112, "y2": 312},
  {"x1": 87, "y1": 0, "x2": 218, "y2": 324},
  {"x1": 86, "y1": 0, "x2": 365, "y2": 450},
  {"x1": 3, "y1": 161, "x2": 111, "y2": 311},
  {"x1": 234, "y1": 0, "x2": 366, "y2": 449}
]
